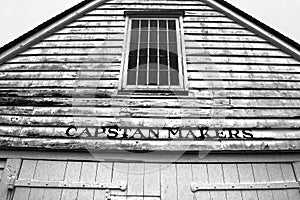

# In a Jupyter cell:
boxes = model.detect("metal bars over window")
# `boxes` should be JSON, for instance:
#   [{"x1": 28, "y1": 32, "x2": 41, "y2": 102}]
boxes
[{"x1": 123, "y1": 17, "x2": 184, "y2": 90}]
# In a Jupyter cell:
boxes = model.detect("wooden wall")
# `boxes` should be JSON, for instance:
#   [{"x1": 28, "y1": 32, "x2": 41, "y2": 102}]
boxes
[{"x1": 1, "y1": 0, "x2": 300, "y2": 142}]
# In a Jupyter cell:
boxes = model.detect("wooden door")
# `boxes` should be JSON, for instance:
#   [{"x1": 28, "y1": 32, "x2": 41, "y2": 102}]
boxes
[
  {"x1": 10, "y1": 160, "x2": 161, "y2": 200},
  {"x1": 2, "y1": 160, "x2": 300, "y2": 200}
]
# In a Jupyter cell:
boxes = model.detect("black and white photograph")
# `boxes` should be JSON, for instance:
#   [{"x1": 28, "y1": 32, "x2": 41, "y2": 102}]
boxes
[{"x1": 0, "y1": 0, "x2": 299, "y2": 199}]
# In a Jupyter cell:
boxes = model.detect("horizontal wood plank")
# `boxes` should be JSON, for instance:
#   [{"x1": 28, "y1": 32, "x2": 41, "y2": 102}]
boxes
[
  {"x1": 184, "y1": 16, "x2": 234, "y2": 22},
  {"x1": 187, "y1": 56, "x2": 299, "y2": 64},
  {"x1": 185, "y1": 41, "x2": 277, "y2": 49},
  {"x1": 0, "y1": 63, "x2": 121, "y2": 71},
  {"x1": 3, "y1": 106, "x2": 300, "y2": 119},
  {"x1": 56, "y1": 27, "x2": 125, "y2": 34},
  {"x1": 0, "y1": 137, "x2": 300, "y2": 151},
  {"x1": 0, "y1": 71, "x2": 120, "y2": 80},
  {"x1": 189, "y1": 80, "x2": 300, "y2": 89},
  {"x1": 7, "y1": 55, "x2": 122, "y2": 63},
  {"x1": 186, "y1": 49, "x2": 289, "y2": 57},
  {"x1": 21, "y1": 47, "x2": 123, "y2": 55},
  {"x1": 98, "y1": 4, "x2": 213, "y2": 10},
  {"x1": 1, "y1": 115, "x2": 300, "y2": 128},
  {"x1": 44, "y1": 34, "x2": 124, "y2": 41},
  {"x1": 32, "y1": 40, "x2": 123, "y2": 48},
  {"x1": 184, "y1": 28, "x2": 255, "y2": 35},
  {"x1": 0, "y1": 79, "x2": 118, "y2": 88},
  {"x1": 185, "y1": 35, "x2": 266, "y2": 42}
]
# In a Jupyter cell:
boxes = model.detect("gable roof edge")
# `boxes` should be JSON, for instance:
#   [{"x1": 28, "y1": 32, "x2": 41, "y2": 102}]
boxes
[
  {"x1": 204, "y1": 0, "x2": 300, "y2": 61},
  {"x1": 0, "y1": 0, "x2": 110, "y2": 64}
]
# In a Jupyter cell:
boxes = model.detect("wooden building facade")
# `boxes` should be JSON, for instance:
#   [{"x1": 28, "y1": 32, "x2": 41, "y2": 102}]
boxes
[{"x1": 0, "y1": 0, "x2": 300, "y2": 199}]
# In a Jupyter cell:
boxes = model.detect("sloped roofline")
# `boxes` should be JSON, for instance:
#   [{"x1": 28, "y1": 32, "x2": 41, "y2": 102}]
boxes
[
  {"x1": 214, "y1": 0, "x2": 300, "y2": 51},
  {"x1": 1, "y1": 0, "x2": 300, "y2": 63}
]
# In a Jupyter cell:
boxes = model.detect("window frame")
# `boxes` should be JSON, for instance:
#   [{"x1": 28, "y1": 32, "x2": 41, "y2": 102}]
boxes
[{"x1": 119, "y1": 11, "x2": 188, "y2": 93}]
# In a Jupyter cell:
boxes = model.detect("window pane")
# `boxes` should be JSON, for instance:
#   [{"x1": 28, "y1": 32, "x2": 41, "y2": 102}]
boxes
[
  {"x1": 150, "y1": 20, "x2": 157, "y2": 43},
  {"x1": 131, "y1": 30, "x2": 139, "y2": 43},
  {"x1": 159, "y1": 42, "x2": 167, "y2": 51},
  {"x1": 139, "y1": 58, "x2": 147, "y2": 70},
  {"x1": 129, "y1": 45, "x2": 138, "y2": 55},
  {"x1": 149, "y1": 70, "x2": 158, "y2": 85},
  {"x1": 170, "y1": 71, "x2": 179, "y2": 85},
  {"x1": 159, "y1": 71, "x2": 168, "y2": 86},
  {"x1": 131, "y1": 20, "x2": 139, "y2": 43},
  {"x1": 149, "y1": 48, "x2": 157, "y2": 57},
  {"x1": 169, "y1": 43, "x2": 177, "y2": 54},
  {"x1": 169, "y1": 54, "x2": 178, "y2": 71},
  {"x1": 149, "y1": 62, "x2": 157, "y2": 70},
  {"x1": 128, "y1": 55, "x2": 137, "y2": 69},
  {"x1": 138, "y1": 70, "x2": 147, "y2": 85},
  {"x1": 159, "y1": 31, "x2": 167, "y2": 43},
  {"x1": 141, "y1": 20, "x2": 148, "y2": 30},
  {"x1": 159, "y1": 20, "x2": 167, "y2": 29},
  {"x1": 139, "y1": 48, "x2": 148, "y2": 70},
  {"x1": 168, "y1": 20, "x2": 176, "y2": 30},
  {"x1": 132, "y1": 20, "x2": 139, "y2": 29},
  {"x1": 159, "y1": 49, "x2": 168, "y2": 70},
  {"x1": 127, "y1": 70, "x2": 136, "y2": 85},
  {"x1": 159, "y1": 20, "x2": 167, "y2": 43},
  {"x1": 169, "y1": 30, "x2": 177, "y2": 43},
  {"x1": 140, "y1": 31, "x2": 148, "y2": 43},
  {"x1": 150, "y1": 20, "x2": 157, "y2": 29}
]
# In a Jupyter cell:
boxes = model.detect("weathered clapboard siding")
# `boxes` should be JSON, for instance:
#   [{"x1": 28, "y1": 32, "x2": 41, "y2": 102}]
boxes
[
  {"x1": 185, "y1": 35, "x2": 267, "y2": 42},
  {"x1": 185, "y1": 41, "x2": 278, "y2": 49},
  {"x1": 0, "y1": 71, "x2": 120, "y2": 79},
  {"x1": 184, "y1": 16, "x2": 234, "y2": 22},
  {"x1": 30, "y1": 41, "x2": 123, "y2": 48},
  {"x1": 3, "y1": 71, "x2": 300, "y2": 81},
  {"x1": 3, "y1": 106, "x2": 300, "y2": 120},
  {"x1": 43, "y1": 34, "x2": 124, "y2": 41},
  {"x1": 10, "y1": 160, "x2": 300, "y2": 200},
  {"x1": 4, "y1": 79, "x2": 300, "y2": 90},
  {"x1": 6, "y1": 55, "x2": 122, "y2": 63},
  {"x1": 20, "y1": 48, "x2": 123, "y2": 55},
  {"x1": 2, "y1": 115, "x2": 300, "y2": 129},
  {"x1": 186, "y1": 49, "x2": 291, "y2": 57},
  {"x1": 1, "y1": 0, "x2": 300, "y2": 143},
  {"x1": 4, "y1": 97, "x2": 300, "y2": 108},
  {"x1": 0, "y1": 63, "x2": 121, "y2": 71}
]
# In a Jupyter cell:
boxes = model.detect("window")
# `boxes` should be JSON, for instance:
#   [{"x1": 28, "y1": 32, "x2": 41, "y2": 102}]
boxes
[{"x1": 120, "y1": 11, "x2": 187, "y2": 92}]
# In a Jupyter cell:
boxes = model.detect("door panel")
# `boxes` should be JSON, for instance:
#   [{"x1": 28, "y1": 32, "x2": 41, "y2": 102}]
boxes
[{"x1": 7, "y1": 160, "x2": 300, "y2": 200}]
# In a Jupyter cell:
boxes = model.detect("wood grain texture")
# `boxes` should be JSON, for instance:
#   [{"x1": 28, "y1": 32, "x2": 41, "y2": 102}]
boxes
[
  {"x1": 177, "y1": 164, "x2": 193, "y2": 200},
  {"x1": 61, "y1": 162, "x2": 81, "y2": 200},
  {"x1": 0, "y1": 159, "x2": 21, "y2": 200},
  {"x1": 144, "y1": 164, "x2": 160, "y2": 196},
  {"x1": 237, "y1": 164, "x2": 259, "y2": 200},
  {"x1": 192, "y1": 164, "x2": 210, "y2": 200},
  {"x1": 161, "y1": 164, "x2": 177, "y2": 200},
  {"x1": 223, "y1": 164, "x2": 243, "y2": 200},
  {"x1": 43, "y1": 161, "x2": 66, "y2": 200},
  {"x1": 252, "y1": 164, "x2": 273, "y2": 200}
]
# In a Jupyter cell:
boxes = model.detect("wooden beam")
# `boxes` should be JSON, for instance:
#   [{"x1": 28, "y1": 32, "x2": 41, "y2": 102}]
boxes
[
  {"x1": 0, "y1": 137, "x2": 300, "y2": 152},
  {"x1": 0, "y1": 159, "x2": 22, "y2": 200}
]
